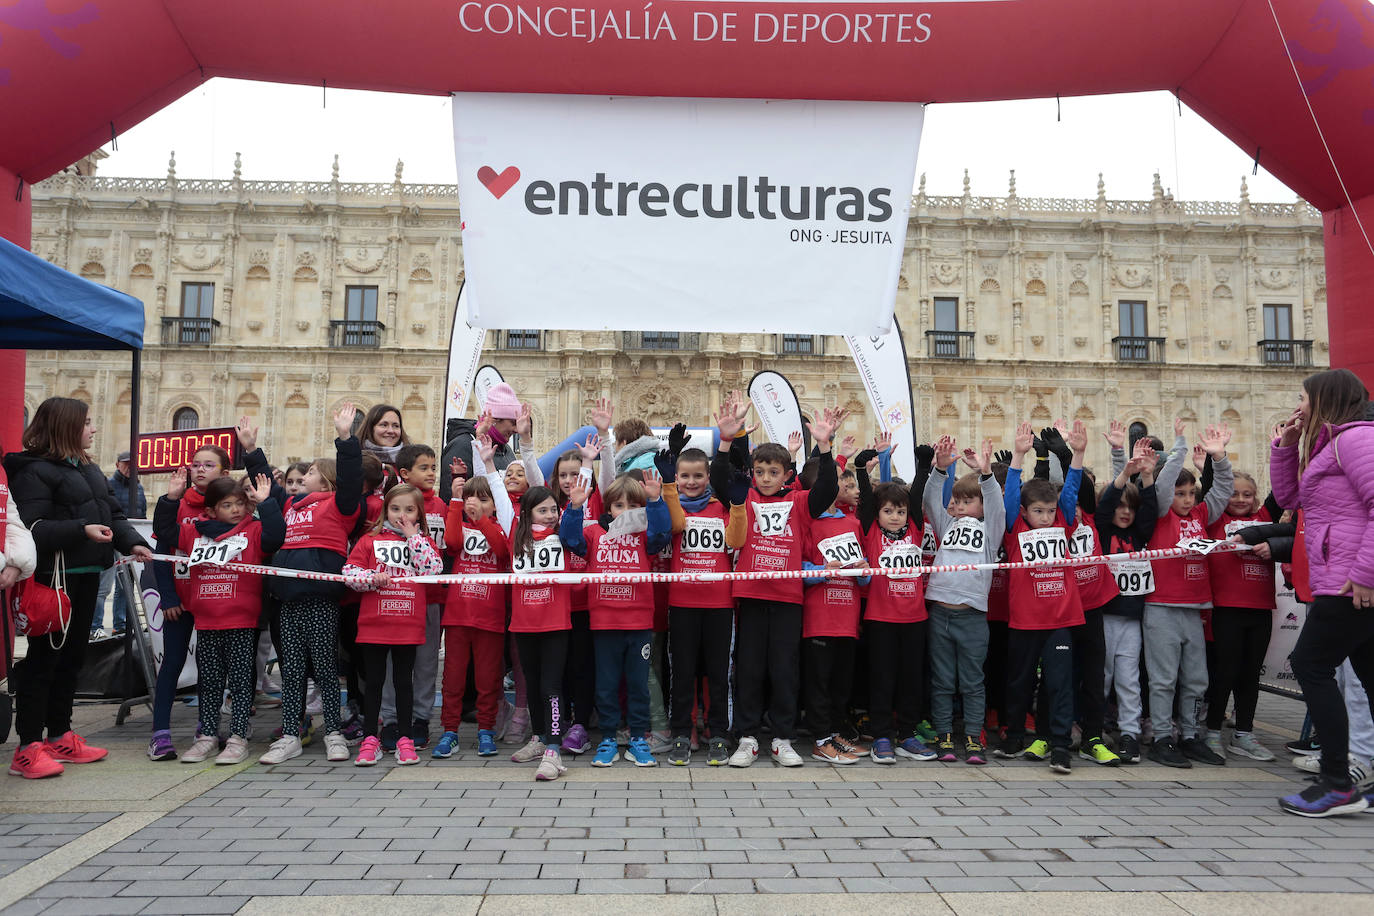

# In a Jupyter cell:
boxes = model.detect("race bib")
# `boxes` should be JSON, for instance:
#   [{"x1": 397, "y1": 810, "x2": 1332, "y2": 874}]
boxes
[
  {"x1": 461, "y1": 529, "x2": 491, "y2": 557},
  {"x1": 373, "y1": 539, "x2": 413, "y2": 570},
  {"x1": 921, "y1": 523, "x2": 937, "y2": 561},
  {"x1": 188, "y1": 534, "x2": 248, "y2": 567},
  {"x1": 426, "y1": 513, "x2": 446, "y2": 549},
  {"x1": 754, "y1": 501, "x2": 792, "y2": 537},
  {"x1": 513, "y1": 540, "x2": 565, "y2": 573},
  {"x1": 174, "y1": 559, "x2": 191, "y2": 580},
  {"x1": 1069, "y1": 523, "x2": 1096, "y2": 558},
  {"x1": 942, "y1": 517, "x2": 986, "y2": 553},
  {"x1": 1224, "y1": 519, "x2": 1261, "y2": 538},
  {"x1": 817, "y1": 532, "x2": 864, "y2": 567},
  {"x1": 1109, "y1": 558, "x2": 1154, "y2": 596},
  {"x1": 1018, "y1": 526, "x2": 1068, "y2": 562},
  {"x1": 878, "y1": 542, "x2": 922, "y2": 577},
  {"x1": 1179, "y1": 536, "x2": 1226, "y2": 555},
  {"x1": 681, "y1": 516, "x2": 727, "y2": 554}
]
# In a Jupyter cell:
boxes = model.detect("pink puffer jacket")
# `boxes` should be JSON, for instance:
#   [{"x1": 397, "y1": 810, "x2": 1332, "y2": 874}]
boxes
[{"x1": 1271, "y1": 420, "x2": 1374, "y2": 596}]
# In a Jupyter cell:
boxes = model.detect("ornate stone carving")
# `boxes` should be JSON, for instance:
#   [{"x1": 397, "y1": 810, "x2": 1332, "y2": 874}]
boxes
[
  {"x1": 249, "y1": 248, "x2": 272, "y2": 266},
  {"x1": 296, "y1": 320, "x2": 311, "y2": 332},
  {"x1": 172, "y1": 244, "x2": 223, "y2": 271},
  {"x1": 1070, "y1": 263, "x2": 1087, "y2": 280},
  {"x1": 982, "y1": 261, "x2": 999, "y2": 278},
  {"x1": 296, "y1": 250, "x2": 317, "y2": 267},
  {"x1": 929, "y1": 262, "x2": 961, "y2": 286},
  {"x1": 246, "y1": 320, "x2": 262, "y2": 331},
  {"x1": 1112, "y1": 265, "x2": 1151, "y2": 288},
  {"x1": 1026, "y1": 263, "x2": 1045, "y2": 281},
  {"x1": 133, "y1": 247, "x2": 153, "y2": 263},
  {"x1": 1256, "y1": 268, "x2": 1295, "y2": 290},
  {"x1": 983, "y1": 334, "x2": 998, "y2": 345},
  {"x1": 341, "y1": 248, "x2": 384, "y2": 273},
  {"x1": 1073, "y1": 337, "x2": 1087, "y2": 348}
]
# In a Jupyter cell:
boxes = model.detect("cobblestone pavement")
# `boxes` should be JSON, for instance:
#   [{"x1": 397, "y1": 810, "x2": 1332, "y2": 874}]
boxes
[{"x1": 2, "y1": 694, "x2": 1373, "y2": 915}]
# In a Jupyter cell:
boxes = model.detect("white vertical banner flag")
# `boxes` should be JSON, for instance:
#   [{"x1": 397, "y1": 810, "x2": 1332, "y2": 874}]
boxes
[
  {"x1": 452, "y1": 92, "x2": 922, "y2": 335},
  {"x1": 444, "y1": 283, "x2": 486, "y2": 428},
  {"x1": 748, "y1": 370, "x2": 805, "y2": 449},
  {"x1": 845, "y1": 317, "x2": 916, "y2": 481},
  {"x1": 473, "y1": 365, "x2": 504, "y2": 413}
]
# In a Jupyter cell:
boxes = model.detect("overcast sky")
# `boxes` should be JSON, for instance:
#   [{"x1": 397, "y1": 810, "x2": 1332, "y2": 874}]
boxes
[{"x1": 93, "y1": 79, "x2": 1300, "y2": 204}]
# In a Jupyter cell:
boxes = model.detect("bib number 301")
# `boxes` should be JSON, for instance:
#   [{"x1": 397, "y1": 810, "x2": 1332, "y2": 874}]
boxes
[{"x1": 188, "y1": 534, "x2": 248, "y2": 567}]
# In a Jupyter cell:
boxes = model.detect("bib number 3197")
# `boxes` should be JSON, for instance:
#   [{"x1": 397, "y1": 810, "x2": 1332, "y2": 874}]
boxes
[{"x1": 514, "y1": 542, "x2": 565, "y2": 573}]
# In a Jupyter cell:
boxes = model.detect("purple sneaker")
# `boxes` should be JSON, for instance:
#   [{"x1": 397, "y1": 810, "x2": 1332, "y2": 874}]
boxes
[
  {"x1": 561, "y1": 723, "x2": 591, "y2": 755},
  {"x1": 147, "y1": 730, "x2": 177, "y2": 761},
  {"x1": 1279, "y1": 779, "x2": 1370, "y2": 818}
]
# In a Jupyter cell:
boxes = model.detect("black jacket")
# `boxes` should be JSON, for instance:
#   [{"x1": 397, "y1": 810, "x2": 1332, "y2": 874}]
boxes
[
  {"x1": 440, "y1": 417, "x2": 514, "y2": 502},
  {"x1": 2, "y1": 451, "x2": 148, "y2": 574},
  {"x1": 109, "y1": 470, "x2": 147, "y2": 519}
]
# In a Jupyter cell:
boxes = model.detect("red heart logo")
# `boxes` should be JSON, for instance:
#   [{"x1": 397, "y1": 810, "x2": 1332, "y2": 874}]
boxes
[{"x1": 477, "y1": 165, "x2": 520, "y2": 199}]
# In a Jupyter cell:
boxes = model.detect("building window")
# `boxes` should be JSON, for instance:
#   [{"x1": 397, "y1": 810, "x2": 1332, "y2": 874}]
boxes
[
  {"x1": 172, "y1": 407, "x2": 199, "y2": 430},
  {"x1": 331, "y1": 286, "x2": 383, "y2": 348},
  {"x1": 781, "y1": 334, "x2": 819, "y2": 355},
  {"x1": 1259, "y1": 303, "x2": 1311, "y2": 366},
  {"x1": 1263, "y1": 303, "x2": 1293, "y2": 341},
  {"x1": 164, "y1": 282, "x2": 219, "y2": 344},
  {"x1": 504, "y1": 330, "x2": 542, "y2": 349},
  {"x1": 1113, "y1": 300, "x2": 1163, "y2": 362},
  {"x1": 641, "y1": 331, "x2": 680, "y2": 350},
  {"x1": 926, "y1": 297, "x2": 973, "y2": 359},
  {"x1": 934, "y1": 297, "x2": 959, "y2": 332}
]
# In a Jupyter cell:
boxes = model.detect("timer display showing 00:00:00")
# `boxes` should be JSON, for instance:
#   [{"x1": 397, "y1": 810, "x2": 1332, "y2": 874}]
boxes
[{"x1": 135, "y1": 427, "x2": 238, "y2": 473}]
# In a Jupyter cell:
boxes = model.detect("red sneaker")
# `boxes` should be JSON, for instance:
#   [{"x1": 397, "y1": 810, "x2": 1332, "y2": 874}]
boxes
[
  {"x1": 43, "y1": 730, "x2": 108, "y2": 764},
  {"x1": 9, "y1": 742, "x2": 64, "y2": 779}
]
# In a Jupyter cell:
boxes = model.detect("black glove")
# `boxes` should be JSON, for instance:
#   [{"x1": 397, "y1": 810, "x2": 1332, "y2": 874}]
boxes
[
  {"x1": 654, "y1": 448, "x2": 676, "y2": 482},
  {"x1": 1040, "y1": 427, "x2": 1072, "y2": 464},
  {"x1": 915, "y1": 444, "x2": 935, "y2": 470},
  {"x1": 667, "y1": 423, "x2": 689, "y2": 459},
  {"x1": 854, "y1": 449, "x2": 879, "y2": 470},
  {"x1": 728, "y1": 435, "x2": 751, "y2": 471},
  {"x1": 728, "y1": 467, "x2": 752, "y2": 506},
  {"x1": 993, "y1": 449, "x2": 1012, "y2": 465},
  {"x1": 1032, "y1": 436, "x2": 1049, "y2": 461}
]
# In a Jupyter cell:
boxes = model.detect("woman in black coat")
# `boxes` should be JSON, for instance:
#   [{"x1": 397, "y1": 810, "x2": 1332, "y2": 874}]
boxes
[{"x1": 3, "y1": 397, "x2": 150, "y2": 779}]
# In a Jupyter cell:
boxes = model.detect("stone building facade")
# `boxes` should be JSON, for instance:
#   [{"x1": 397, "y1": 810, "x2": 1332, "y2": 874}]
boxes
[{"x1": 24, "y1": 156, "x2": 1326, "y2": 493}]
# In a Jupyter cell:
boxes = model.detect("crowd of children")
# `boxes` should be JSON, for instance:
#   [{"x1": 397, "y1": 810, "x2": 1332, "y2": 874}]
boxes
[{"x1": 49, "y1": 382, "x2": 1331, "y2": 790}]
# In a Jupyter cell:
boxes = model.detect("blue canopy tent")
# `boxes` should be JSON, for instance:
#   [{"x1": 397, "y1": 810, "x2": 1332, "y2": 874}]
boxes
[{"x1": 0, "y1": 236, "x2": 146, "y2": 514}]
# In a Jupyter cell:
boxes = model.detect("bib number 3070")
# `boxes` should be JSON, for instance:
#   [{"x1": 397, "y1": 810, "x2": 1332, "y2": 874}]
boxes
[{"x1": 1018, "y1": 527, "x2": 1067, "y2": 562}]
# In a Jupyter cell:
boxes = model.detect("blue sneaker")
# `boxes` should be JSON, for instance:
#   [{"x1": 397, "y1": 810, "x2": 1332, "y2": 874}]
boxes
[
  {"x1": 895, "y1": 736, "x2": 938, "y2": 761},
  {"x1": 592, "y1": 737, "x2": 619, "y2": 767},
  {"x1": 624, "y1": 737, "x2": 658, "y2": 767},
  {"x1": 477, "y1": 730, "x2": 498, "y2": 757},
  {"x1": 1280, "y1": 779, "x2": 1370, "y2": 817},
  {"x1": 870, "y1": 737, "x2": 896, "y2": 764},
  {"x1": 432, "y1": 730, "x2": 461, "y2": 759}
]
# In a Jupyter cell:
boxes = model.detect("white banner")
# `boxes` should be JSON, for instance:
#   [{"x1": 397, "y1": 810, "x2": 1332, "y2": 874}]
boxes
[
  {"x1": 452, "y1": 93, "x2": 923, "y2": 335},
  {"x1": 473, "y1": 365, "x2": 504, "y2": 414},
  {"x1": 845, "y1": 317, "x2": 915, "y2": 481},
  {"x1": 1261, "y1": 568, "x2": 1304, "y2": 696},
  {"x1": 444, "y1": 283, "x2": 486, "y2": 428},
  {"x1": 748, "y1": 370, "x2": 805, "y2": 449}
]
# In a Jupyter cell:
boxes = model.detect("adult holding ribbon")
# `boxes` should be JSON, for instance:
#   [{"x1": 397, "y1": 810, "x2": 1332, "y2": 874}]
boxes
[
  {"x1": 3, "y1": 397, "x2": 152, "y2": 779},
  {"x1": 1271, "y1": 368, "x2": 1374, "y2": 818}
]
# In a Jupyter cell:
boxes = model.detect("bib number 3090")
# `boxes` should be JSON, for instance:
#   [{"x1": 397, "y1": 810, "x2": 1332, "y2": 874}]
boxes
[{"x1": 374, "y1": 540, "x2": 413, "y2": 570}]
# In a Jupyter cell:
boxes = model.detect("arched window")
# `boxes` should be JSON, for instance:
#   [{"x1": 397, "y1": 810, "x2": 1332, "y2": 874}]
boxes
[
  {"x1": 1128, "y1": 421, "x2": 1148, "y2": 450},
  {"x1": 173, "y1": 407, "x2": 200, "y2": 430},
  {"x1": 352, "y1": 409, "x2": 366, "y2": 437}
]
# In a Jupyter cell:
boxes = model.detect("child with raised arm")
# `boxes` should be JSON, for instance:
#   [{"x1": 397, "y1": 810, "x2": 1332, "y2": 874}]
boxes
[
  {"x1": 1094, "y1": 432, "x2": 1159, "y2": 764},
  {"x1": 923, "y1": 434, "x2": 1005, "y2": 764},
  {"x1": 711, "y1": 391, "x2": 845, "y2": 768},
  {"x1": 995, "y1": 420, "x2": 1087, "y2": 775},
  {"x1": 560, "y1": 470, "x2": 672, "y2": 768},
  {"x1": 1144, "y1": 422, "x2": 1234, "y2": 767}
]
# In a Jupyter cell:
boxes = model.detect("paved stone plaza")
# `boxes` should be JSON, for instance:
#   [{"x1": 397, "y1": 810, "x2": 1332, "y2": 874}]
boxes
[{"x1": 2, "y1": 693, "x2": 1373, "y2": 915}]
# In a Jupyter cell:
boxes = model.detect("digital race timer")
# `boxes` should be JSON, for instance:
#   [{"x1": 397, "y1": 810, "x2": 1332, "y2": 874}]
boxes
[{"x1": 135, "y1": 427, "x2": 243, "y2": 473}]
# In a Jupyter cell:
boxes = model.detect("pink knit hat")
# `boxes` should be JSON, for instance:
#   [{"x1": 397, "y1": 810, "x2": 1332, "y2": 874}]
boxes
[{"x1": 485, "y1": 382, "x2": 521, "y2": 420}]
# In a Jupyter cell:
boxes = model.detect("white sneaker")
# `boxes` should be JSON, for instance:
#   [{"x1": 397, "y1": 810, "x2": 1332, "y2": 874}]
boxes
[
  {"x1": 181, "y1": 735, "x2": 219, "y2": 764},
  {"x1": 305, "y1": 680, "x2": 324, "y2": 716},
  {"x1": 324, "y1": 731, "x2": 349, "y2": 762},
  {"x1": 259, "y1": 735, "x2": 303, "y2": 765},
  {"x1": 1204, "y1": 730, "x2": 1227, "y2": 760},
  {"x1": 535, "y1": 748, "x2": 566, "y2": 781},
  {"x1": 511, "y1": 736, "x2": 547, "y2": 763},
  {"x1": 1292, "y1": 753, "x2": 1374, "y2": 789},
  {"x1": 771, "y1": 738, "x2": 804, "y2": 767},
  {"x1": 216, "y1": 736, "x2": 250, "y2": 765},
  {"x1": 646, "y1": 731, "x2": 673, "y2": 755},
  {"x1": 729, "y1": 736, "x2": 759, "y2": 768},
  {"x1": 1227, "y1": 732, "x2": 1276, "y2": 761}
]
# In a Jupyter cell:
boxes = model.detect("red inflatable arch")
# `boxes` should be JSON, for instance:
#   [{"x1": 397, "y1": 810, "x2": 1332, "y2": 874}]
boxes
[{"x1": 1, "y1": 0, "x2": 1372, "y2": 443}]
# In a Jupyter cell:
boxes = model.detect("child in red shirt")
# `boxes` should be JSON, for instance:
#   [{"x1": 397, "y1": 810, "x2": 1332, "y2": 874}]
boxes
[{"x1": 344, "y1": 484, "x2": 443, "y2": 766}]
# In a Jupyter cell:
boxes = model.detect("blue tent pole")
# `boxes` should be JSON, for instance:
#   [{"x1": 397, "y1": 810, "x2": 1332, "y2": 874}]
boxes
[{"x1": 127, "y1": 349, "x2": 140, "y2": 517}]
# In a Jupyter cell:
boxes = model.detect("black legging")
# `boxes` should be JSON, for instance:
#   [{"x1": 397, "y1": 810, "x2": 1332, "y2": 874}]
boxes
[
  {"x1": 1074, "y1": 606, "x2": 1108, "y2": 739},
  {"x1": 15, "y1": 572, "x2": 99, "y2": 745},
  {"x1": 1206, "y1": 606, "x2": 1272, "y2": 732},
  {"x1": 360, "y1": 644, "x2": 416, "y2": 740},
  {"x1": 515, "y1": 630, "x2": 569, "y2": 744},
  {"x1": 1290, "y1": 595, "x2": 1374, "y2": 787},
  {"x1": 566, "y1": 611, "x2": 595, "y2": 728}
]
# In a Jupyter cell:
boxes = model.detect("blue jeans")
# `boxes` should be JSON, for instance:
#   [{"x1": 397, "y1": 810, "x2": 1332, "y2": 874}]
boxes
[
  {"x1": 92, "y1": 567, "x2": 129, "y2": 633},
  {"x1": 153, "y1": 610, "x2": 195, "y2": 732},
  {"x1": 593, "y1": 629, "x2": 653, "y2": 741}
]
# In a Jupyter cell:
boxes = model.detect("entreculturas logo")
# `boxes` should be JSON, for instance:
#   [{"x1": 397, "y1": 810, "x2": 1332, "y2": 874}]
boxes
[{"x1": 478, "y1": 165, "x2": 894, "y2": 223}]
